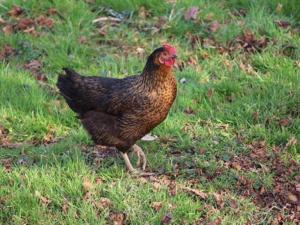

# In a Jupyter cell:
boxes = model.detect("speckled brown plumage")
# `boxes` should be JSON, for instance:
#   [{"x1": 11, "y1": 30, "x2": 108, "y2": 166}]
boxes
[{"x1": 57, "y1": 45, "x2": 177, "y2": 171}]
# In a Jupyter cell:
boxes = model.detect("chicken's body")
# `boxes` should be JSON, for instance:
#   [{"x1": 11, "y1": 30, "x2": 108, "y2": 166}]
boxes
[{"x1": 57, "y1": 45, "x2": 177, "y2": 173}]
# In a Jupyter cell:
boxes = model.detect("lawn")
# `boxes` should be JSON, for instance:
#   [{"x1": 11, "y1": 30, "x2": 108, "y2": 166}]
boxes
[{"x1": 0, "y1": 0, "x2": 299, "y2": 224}]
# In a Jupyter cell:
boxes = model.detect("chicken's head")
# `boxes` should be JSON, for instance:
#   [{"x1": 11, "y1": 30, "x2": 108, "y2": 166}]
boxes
[{"x1": 157, "y1": 44, "x2": 177, "y2": 67}]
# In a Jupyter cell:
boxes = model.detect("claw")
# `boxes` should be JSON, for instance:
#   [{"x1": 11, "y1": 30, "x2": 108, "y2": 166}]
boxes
[{"x1": 132, "y1": 144, "x2": 147, "y2": 170}]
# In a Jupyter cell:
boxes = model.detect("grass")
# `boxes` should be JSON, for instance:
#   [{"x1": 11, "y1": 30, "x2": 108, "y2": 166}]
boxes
[{"x1": 0, "y1": 0, "x2": 299, "y2": 224}]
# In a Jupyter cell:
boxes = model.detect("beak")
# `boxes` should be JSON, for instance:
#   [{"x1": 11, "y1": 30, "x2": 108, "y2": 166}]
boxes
[{"x1": 172, "y1": 55, "x2": 177, "y2": 59}]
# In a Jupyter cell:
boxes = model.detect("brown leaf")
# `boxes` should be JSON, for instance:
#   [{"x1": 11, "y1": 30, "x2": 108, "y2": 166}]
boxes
[
  {"x1": 16, "y1": 18, "x2": 34, "y2": 30},
  {"x1": 0, "y1": 17, "x2": 6, "y2": 25},
  {"x1": 95, "y1": 177, "x2": 103, "y2": 185},
  {"x1": 7, "y1": 5, "x2": 23, "y2": 17},
  {"x1": 82, "y1": 179, "x2": 93, "y2": 193},
  {"x1": 2, "y1": 25, "x2": 13, "y2": 36},
  {"x1": 47, "y1": 8, "x2": 57, "y2": 15},
  {"x1": 252, "y1": 111, "x2": 259, "y2": 121},
  {"x1": 36, "y1": 15, "x2": 54, "y2": 28},
  {"x1": 23, "y1": 26, "x2": 38, "y2": 36},
  {"x1": 209, "y1": 21, "x2": 220, "y2": 32},
  {"x1": 138, "y1": 6, "x2": 149, "y2": 19},
  {"x1": 239, "y1": 62, "x2": 256, "y2": 75},
  {"x1": 0, "y1": 158, "x2": 12, "y2": 172},
  {"x1": 24, "y1": 60, "x2": 42, "y2": 73},
  {"x1": 205, "y1": 12, "x2": 214, "y2": 22},
  {"x1": 150, "y1": 201, "x2": 163, "y2": 212},
  {"x1": 231, "y1": 162, "x2": 242, "y2": 171},
  {"x1": 0, "y1": 44, "x2": 14, "y2": 60},
  {"x1": 279, "y1": 118, "x2": 290, "y2": 127},
  {"x1": 61, "y1": 201, "x2": 70, "y2": 214},
  {"x1": 207, "y1": 88, "x2": 213, "y2": 98},
  {"x1": 78, "y1": 36, "x2": 87, "y2": 44},
  {"x1": 296, "y1": 184, "x2": 300, "y2": 193},
  {"x1": 286, "y1": 136, "x2": 297, "y2": 148},
  {"x1": 213, "y1": 193, "x2": 224, "y2": 208},
  {"x1": 199, "y1": 148, "x2": 205, "y2": 155},
  {"x1": 161, "y1": 213, "x2": 172, "y2": 225},
  {"x1": 287, "y1": 192, "x2": 298, "y2": 203},
  {"x1": 183, "y1": 107, "x2": 195, "y2": 115},
  {"x1": 35, "y1": 191, "x2": 51, "y2": 207},
  {"x1": 275, "y1": 20, "x2": 291, "y2": 29},
  {"x1": 168, "y1": 181, "x2": 177, "y2": 196},
  {"x1": 184, "y1": 7, "x2": 199, "y2": 21},
  {"x1": 152, "y1": 181, "x2": 161, "y2": 191},
  {"x1": 94, "y1": 197, "x2": 111, "y2": 209},
  {"x1": 187, "y1": 56, "x2": 197, "y2": 66},
  {"x1": 109, "y1": 212, "x2": 125, "y2": 225},
  {"x1": 181, "y1": 186, "x2": 207, "y2": 199}
]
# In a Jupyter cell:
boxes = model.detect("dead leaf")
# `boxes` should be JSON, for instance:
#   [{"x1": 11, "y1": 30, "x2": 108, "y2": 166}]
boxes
[
  {"x1": 2, "y1": 25, "x2": 13, "y2": 36},
  {"x1": 35, "y1": 191, "x2": 51, "y2": 207},
  {"x1": 287, "y1": 192, "x2": 298, "y2": 203},
  {"x1": 36, "y1": 15, "x2": 54, "y2": 28},
  {"x1": 138, "y1": 6, "x2": 149, "y2": 19},
  {"x1": 82, "y1": 179, "x2": 93, "y2": 192},
  {"x1": 199, "y1": 148, "x2": 205, "y2": 155},
  {"x1": 205, "y1": 12, "x2": 214, "y2": 22},
  {"x1": 161, "y1": 213, "x2": 172, "y2": 225},
  {"x1": 24, "y1": 60, "x2": 42, "y2": 73},
  {"x1": 209, "y1": 21, "x2": 220, "y2": 32},
  {"x1": 23, "y1": 26, "x2": 38, "y2": 36},
  {"x1": 78, "y1": 36, "x2": 87, "y2": 44},
  {"x1": 95, "y1": 177, "x2": 103, "y2": 185},
  {"x1": 231, "y1": 162, "x2": 242, "y2": 171},
  {"x1": 213, "y1": 193, "x2": 224, "y2": 208},
  {"x1": 187, "y1": 56, "x2": 197, "y2": 66},
  {"x1": 152, "y1": 181, "x2": 161, "y2": 191},
  {"x1": 47, "y1": 8, "x2": 57, "y2": 15},
  {"x1": 7, "y1": 5, "x2": 23, "y2": 17},
  {"x1": 168, "y1": 181, "x2": 176, "y2": 196},
  {"x1": 286, "y1": 136, "x2": 297, "y2": 148},
  {"x1": 181, "y1": 186, "x2": 207, "y2": 199},
  {"x1": 62, "y1": 201, "x2": 70, "y2": 214},
  {"x1": 184, "y1": 7, "x2": 199, "y2": 21},
  {"x1": 0, "y1": 44, "x2": 14, "y2": 60},
  {"x1": 136, "y1": 47, "x2": 145, "y2": 55},
  {"x1": 275, "y1": 20, "x2": 290, "y2": 29},
  {"x1": 94, "y1": 197, "x2": 111, "y2": 209},
  {"x1": 295, "y1": 184, "x2": 300, "y2": 193},
  {"x1": 0, "y1": 17, "x2": 6, "y2": 25},
  {"x1": 207, "y1": 88, "x2": 213, "y2": 98},
  {"x1": 16, "y1": 18, "x2": 34, "y2": 30},
  {"x1": 183, "y1": 107, "x2": 195, "y2": 115},
  {"x1": 0, "y1": 158, "x2": 12, "y2": 172},
  {"x1": 109, "y1": 212, "x2": 125, "y2": 225},
  {"x1": 279, "y1": 118, "x2": 290, "y2": 127},
  {"x1": 150, "y1": 201, "x2": 163, "y2": 212},
  {"x1": 239, "y1": 62, "x2": 256, "y2": 75}
]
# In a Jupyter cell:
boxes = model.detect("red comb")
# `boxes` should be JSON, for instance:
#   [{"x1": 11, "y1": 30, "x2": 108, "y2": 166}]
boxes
[{"x1": 162, "y1": 44, "x2": 177, "y2": 55}]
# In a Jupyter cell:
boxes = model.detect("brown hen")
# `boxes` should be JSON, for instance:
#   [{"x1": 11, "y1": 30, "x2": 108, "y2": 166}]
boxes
[{"x1": 57, "y1": 44, "x2": 177, "y2": 174}]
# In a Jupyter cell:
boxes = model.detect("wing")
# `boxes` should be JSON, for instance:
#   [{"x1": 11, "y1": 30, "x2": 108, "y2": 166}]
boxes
[{"x1": 57, "y1": 68, "x2": 146, "y2": 116}]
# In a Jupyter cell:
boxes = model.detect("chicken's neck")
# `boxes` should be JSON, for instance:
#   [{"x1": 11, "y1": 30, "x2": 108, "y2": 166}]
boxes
[{"x1": 141, "y1": 64, "x2": 173, "y2": 89}]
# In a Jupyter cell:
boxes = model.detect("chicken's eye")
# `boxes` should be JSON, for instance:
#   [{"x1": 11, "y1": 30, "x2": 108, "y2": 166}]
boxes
[{"x1": 161, "y1": 52, "x2": 168, "y2": 57}]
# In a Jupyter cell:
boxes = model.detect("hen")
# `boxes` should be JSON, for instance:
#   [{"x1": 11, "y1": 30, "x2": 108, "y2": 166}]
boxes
[{"x1": 57, "y1": 44, "x2": 177, "y2": 174}]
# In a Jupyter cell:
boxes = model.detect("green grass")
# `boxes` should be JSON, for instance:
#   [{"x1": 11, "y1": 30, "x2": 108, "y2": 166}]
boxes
[{"x1": 0, "y1": 0, "x2": 299, "y2": 224}]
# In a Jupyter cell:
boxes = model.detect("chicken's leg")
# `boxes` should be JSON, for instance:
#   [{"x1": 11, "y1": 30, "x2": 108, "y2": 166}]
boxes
[
  {"x1": 120, "y1": 152, "x2": 138, "y2": 174},
  {"x1": 132, "y1": 144, "x2": 147, "y2": 171}
]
